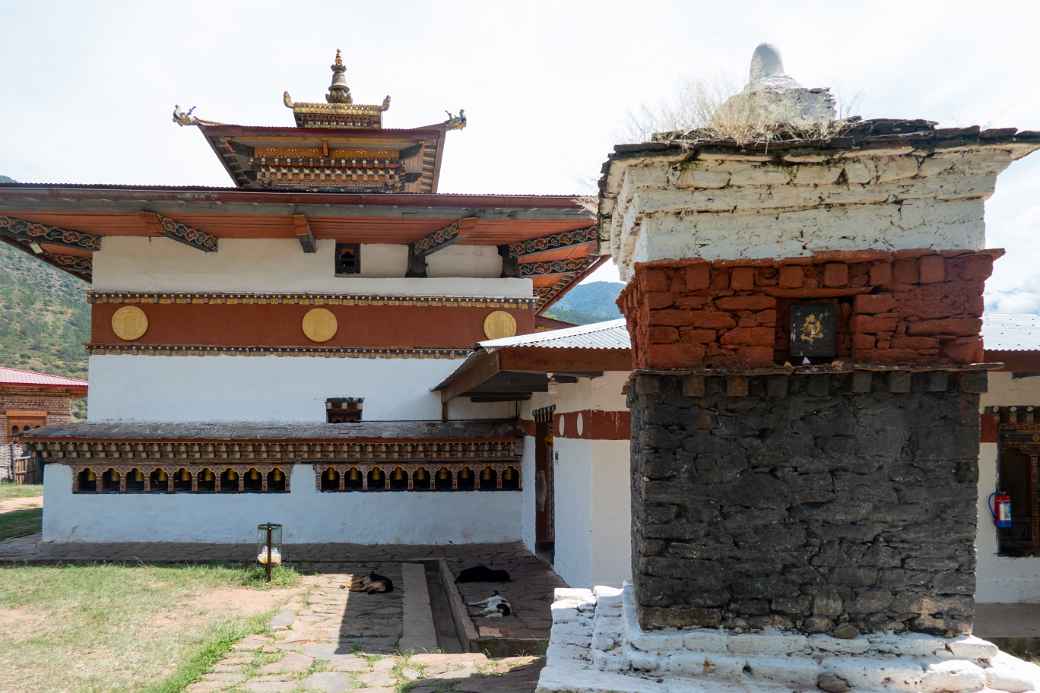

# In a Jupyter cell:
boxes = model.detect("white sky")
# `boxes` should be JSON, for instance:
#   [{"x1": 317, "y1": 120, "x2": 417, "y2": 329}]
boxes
[{"x1": 1, "y1": 1, "x2": 1037, "y2": 308}]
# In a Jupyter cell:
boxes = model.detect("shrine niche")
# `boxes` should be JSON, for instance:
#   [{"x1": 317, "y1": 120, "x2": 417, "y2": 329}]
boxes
[
  {"x1": 72, "y1": 464, "x2": 292, "y2": 494},
  {"x1": 314, "y1": 463, "x2": 521, "y2": 492}
]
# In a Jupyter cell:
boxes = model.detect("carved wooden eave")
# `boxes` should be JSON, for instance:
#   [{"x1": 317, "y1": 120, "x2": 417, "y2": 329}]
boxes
[
  {"x1": 535, "y1": 255, "x2": 606, "y2": 312},
  {"x1": 140, "y1": 211, "x2": 218, "y2": 253},
  {"x1": 412, "y1": 217, "x2": 479, "y2": 258},
  {"x1": 508, "y1": 226, "x2": 598, "y2": 260},
  {"x1": 0, "y1": 215, "x2": 102, "y2": 281}
]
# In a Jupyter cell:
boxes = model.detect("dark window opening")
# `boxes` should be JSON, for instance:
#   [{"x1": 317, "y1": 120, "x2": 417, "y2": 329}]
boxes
[
  {"x1": 479, "y1": 466, "x2": 497, "y2": 491},
  {"x1": 502, "y1": 466, "x2": 520, "y2": 491},
  {"x1": 367, "y1": 467, "x2": 387, "y2": 491},
  {"x1": 101, "y1": 468, "x2": 120, "y2": 493},
  {"x1": 389, "y1": 467, "x2": 408, "y2": 491},
  {"x1": 268, "y1": 468, "x2": 288, "y2": 492},
  {"x1": 346, "y1": 467, "x2": 364, "y2": 490},
  {"x1": 457, "y1": 467, "x2": 475, "y2": 491},
  {"x1": 321, "y1": 467, "x2": 340, "y2": 492},
  {"x1": 997, "y1": 444, "x2": 1038, "y2": 557},
  {"x1": 244, "y1": 468, "x2": 263, "y2": 492},
  {"x1": 77, "y1": 468, "x2": 97, "y2": 493},
  {"x1": 197, "y1": 468, "x2": 216, "y2": 493},
  {"x1": 412, "y1": 467, "x2": 431, "y2": 491},
  {"x1": 219, "y1": 468, "x2": 239, "y2": 493},
  {"x1": 435, "y1": 467, "x2": 453, "y2": 491},
  {"x1": 174, "y1": 468, "x2": 193, "y2": 492},
  {"x1": 327, "y1": 397, "x2": 363, "y2": 423},
  {"x1": 149, "y1": 469, "x2": 169, "y2": 493},
  {"x1": 335, "y1": 243, "x2": 361, "y2": 275},
  {"x1": 124, "y1": 468, "x2": 145, "y2": 493}
]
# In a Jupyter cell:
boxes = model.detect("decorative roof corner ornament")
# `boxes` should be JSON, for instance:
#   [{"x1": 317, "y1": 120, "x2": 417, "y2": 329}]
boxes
[
  {"x1": 381, "y1": 95, "x2": 391, "y2": 112},
  {"x1": 172, "y1": 105, "x2": 198, "y2": 126},
  {"x1": 282, "y1": 92, "x2": 294, "y2": 109},
  {"x1": 444, "y1": 109, "x2": 467, "y2": 130},
  {"x1": 717, "y1": 42, "x2": 837, "y2": 130}
]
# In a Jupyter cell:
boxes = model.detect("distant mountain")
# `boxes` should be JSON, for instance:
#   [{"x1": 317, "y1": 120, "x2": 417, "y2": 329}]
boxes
[
  {"x1": 0, "y1": 175, "x2": 90, "y2": 381},
  {"x1": 544, "y1": 281, "x2": 624, "y2": 325}
]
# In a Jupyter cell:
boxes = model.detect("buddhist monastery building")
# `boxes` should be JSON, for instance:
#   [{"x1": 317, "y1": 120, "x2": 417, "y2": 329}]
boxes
[
  {"x1": 2, "y1": 52, "x2": 602, "y2": 544},
  {"x1": 0, "y1": 366, "x2": 86, "y2": 483}
]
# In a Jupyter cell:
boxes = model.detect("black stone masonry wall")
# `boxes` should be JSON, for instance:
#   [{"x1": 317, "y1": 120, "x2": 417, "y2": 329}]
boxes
[{"x1": 629, "y1": 370, "x2": 984, "y2": 637}]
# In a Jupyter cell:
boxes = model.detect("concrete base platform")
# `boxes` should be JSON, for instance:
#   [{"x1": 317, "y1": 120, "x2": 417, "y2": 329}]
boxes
[{"x1": 537, "y1": 585, "x2": 1040, "y2": 693}]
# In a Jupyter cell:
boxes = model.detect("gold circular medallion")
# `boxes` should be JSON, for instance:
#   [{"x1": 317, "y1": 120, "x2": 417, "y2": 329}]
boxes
[
  {"x1": 111, "y1": 306, "x2": 149, "y2": 341},
  {"x1": 483, "y1": 310, "x2": 518, "y2": 340},
  {"x1": 302, "y1": 307, "x2": 338, "y2": 343}
]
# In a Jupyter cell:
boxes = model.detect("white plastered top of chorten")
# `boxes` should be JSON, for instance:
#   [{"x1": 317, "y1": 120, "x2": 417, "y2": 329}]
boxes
[{"x1": 597, "y1": 44, "x2": 1040, "y2": 282}]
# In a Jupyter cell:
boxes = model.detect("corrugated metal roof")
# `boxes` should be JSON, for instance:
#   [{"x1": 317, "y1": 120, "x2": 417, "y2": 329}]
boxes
[
  {"x1": 480, "y1": 318, "x2": 630, "y2": 350},
  {"x1": 984, "y1": 313, "x2": 1040, "y2": 352},
  {"x1": 0, "y1": 366, "x2": 87, "y2": 389}
]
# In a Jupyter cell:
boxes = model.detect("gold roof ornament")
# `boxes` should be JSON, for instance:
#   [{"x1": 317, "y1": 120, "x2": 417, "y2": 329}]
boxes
[{"x1": 283, "y1": 49, "x2": 391, "y2": 129}]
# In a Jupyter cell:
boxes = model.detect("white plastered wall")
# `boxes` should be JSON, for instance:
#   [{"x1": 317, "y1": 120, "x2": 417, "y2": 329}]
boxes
[
  {"x1": 976, "y1": 371, "x2": 1040, "y2": 603},
  {"x1": 91, "y1": 237, "x2": 528, "y2": 297},
  {"x1": 551, "y1": 436, "x2": 631, "y2": 588},
  {"x1": 42, "y1": 464, "x2": 520, "y2": 544},
  {"x1": 518, "y1": 374, "x2": 632, "y2": 587},
  {"x1": 88, "y1": 355, "x2": 515, "y2": 422}
]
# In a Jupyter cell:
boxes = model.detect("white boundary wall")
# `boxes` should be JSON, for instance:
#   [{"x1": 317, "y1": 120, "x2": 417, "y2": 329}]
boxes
[
  {"x1": 42, "y1": 464, "x2": 521, "y2": 544},
  {"x1": 88, "y1": 355, "x2": 515, "y2": 422},
  {"x1": 92, "y1": 237, "x2": 530, "y2": 296},
  {"x1": 519, "y1": 374, "x2": 631, "y2": 588},
  {"x1": 977, "y1": 371, "x2": 1040, "y2": 603}
]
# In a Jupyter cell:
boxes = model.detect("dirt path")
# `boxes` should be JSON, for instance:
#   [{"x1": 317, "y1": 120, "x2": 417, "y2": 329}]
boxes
[
  {"x1": 0, "y1": 496, "x2": 42, "y2": 514},
  {"x1": 188, "y1": 565, "x2": 542, "y2": 693}
]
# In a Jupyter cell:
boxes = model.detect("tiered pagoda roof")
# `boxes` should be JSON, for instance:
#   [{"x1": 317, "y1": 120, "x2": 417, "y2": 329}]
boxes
[{"x1": 174, "y1": 50, "x2": 466, "y2": 193}]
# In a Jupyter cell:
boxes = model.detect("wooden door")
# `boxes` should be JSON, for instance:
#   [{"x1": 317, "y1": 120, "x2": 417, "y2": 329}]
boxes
[{"x1": 535, "y1": 419, "x2": 555, "y2": 546}]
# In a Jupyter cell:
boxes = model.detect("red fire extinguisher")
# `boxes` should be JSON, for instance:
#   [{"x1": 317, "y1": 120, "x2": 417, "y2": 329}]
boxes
[{"x1": 989, "y1": 491, "x2": 1012, "y2": 529}]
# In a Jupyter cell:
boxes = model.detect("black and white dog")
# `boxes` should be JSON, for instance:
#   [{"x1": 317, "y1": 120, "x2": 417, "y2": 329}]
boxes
[{"x1": 468, "y1": 591, "x2": 512, "y2": 618}]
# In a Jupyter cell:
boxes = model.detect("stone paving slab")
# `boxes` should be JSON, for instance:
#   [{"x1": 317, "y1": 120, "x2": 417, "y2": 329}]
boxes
[{"x1": 177, "y1": 546, "x2": 560, "y2": 693}]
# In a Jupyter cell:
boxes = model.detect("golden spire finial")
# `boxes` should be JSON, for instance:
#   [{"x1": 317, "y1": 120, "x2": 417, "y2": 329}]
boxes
[{"x1": 334, "y1": 48, "x2": 343, "y2": 67}]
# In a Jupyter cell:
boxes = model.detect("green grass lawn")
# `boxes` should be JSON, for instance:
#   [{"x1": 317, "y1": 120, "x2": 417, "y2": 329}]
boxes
[
  {"x1": 0, "y1": 563, "x2": 299, "y2": 693},
  {"x1": 0, "y1": 507, "x2": 41, "y2": 540},
  {"x1": 0, "y1": 483, "x2": 42, "y2": 499}
]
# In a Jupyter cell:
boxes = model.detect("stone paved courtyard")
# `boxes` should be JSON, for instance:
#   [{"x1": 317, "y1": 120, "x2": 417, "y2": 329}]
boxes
[{"x1": 188, "y1": 567, "x2": 544, "y2": 693}]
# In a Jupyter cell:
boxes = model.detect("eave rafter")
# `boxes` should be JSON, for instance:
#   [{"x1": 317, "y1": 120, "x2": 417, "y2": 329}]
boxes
[
  {"x1": 534, "y1": 255, "x2": 605, "y2": 312},
  {"x1": 508, "y1": 226, "x2": 598, "y2": 258},
  {"x1": 412, "y1": 216, "x2": 479, "y2": 258},
  {"x1": 0, "y1": 215, "x2": 103, "y2": 252},
  {"x1": 45, "y1": 252, "x2": 92, "y2": 280},
  {"x1": 293, "y1": 214, "x2": 316, "y2": 253},
  {"x1": 140, "y1": 211, "x2": 218, "y2": 253},
  {"x1": 518, "y1": 257, "x2": 595, "y2": 278}
]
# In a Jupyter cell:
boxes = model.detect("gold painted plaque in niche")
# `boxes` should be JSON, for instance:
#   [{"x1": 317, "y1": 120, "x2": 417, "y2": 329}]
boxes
[
  {"x1": 302, "y1": 308, "x2": 338, "y2": 343},
  {"x1": 111, "y1": 306, "x2": 149, "y2": 341},
  {"x1": 483, "y1": 311, "x2": 518, "y2": 340}
]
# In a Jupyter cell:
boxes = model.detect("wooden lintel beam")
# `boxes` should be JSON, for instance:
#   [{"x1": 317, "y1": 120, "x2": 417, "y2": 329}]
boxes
[
  {"x1": 44, "y1": 252, "x2": 92, "y2": 280},
  {"x1": 293, "y1": 214, "x2": 316, "y2": 253},
  {"x1": 439, "y1": 350, "x2": 502, "y2": 403},
  {"x1": 508, "y1": 226, "x2": 598, "y2": 258},
  {"x1": 141, "y1": 211, "x2": 218, "y2": 253},
  {"x1": 413, "y1": 216, "x2": 478, "y2": 258},
  {"x1": 0, "y1": 215, "x2": 103, "y2": 252}
]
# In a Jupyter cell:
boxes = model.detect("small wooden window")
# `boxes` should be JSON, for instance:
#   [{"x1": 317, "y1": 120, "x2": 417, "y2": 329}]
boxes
[
  {"x1": 335, "y1": 243, "x2": 361, "y2": 275},
  {"x1": 327, "y1": 397, "x2": 363, "y2": 423}
]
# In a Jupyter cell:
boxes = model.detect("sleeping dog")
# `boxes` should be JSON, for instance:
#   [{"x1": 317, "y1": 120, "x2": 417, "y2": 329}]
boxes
[
  {"x1": 347, "y1": 571, "x2": 394, "y2": 593},
  {"x1": 468, "y1": 591, "x2": 512, "y2": 618}
]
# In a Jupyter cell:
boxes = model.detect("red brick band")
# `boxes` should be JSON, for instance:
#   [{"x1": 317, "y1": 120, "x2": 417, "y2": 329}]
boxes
[{"x1": 618, "y1": 249, "x2": 998, "y2": 369}]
